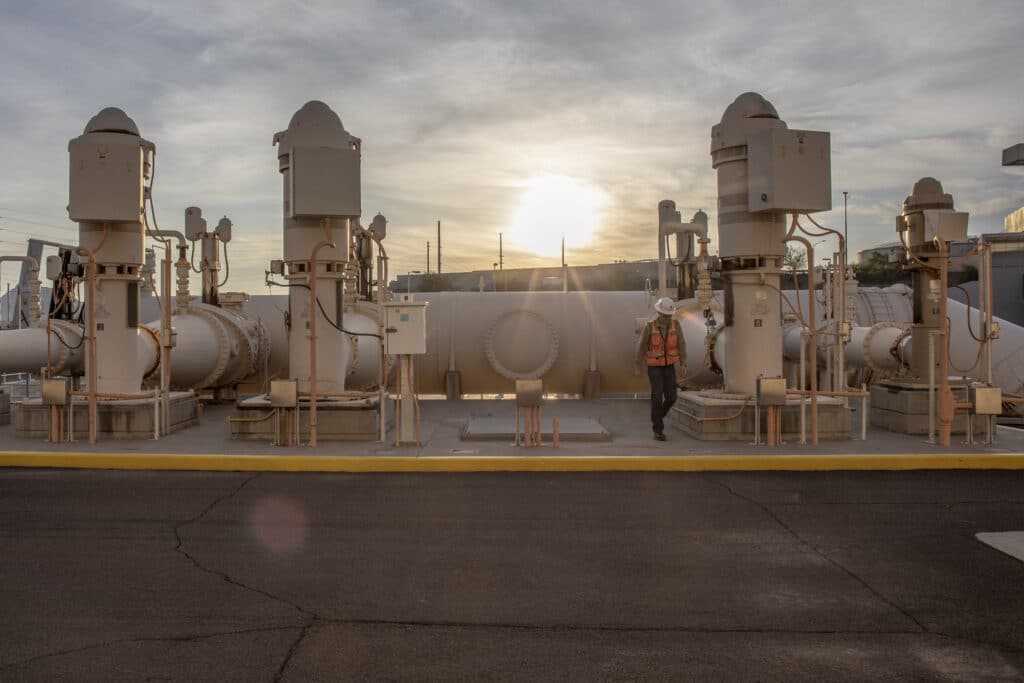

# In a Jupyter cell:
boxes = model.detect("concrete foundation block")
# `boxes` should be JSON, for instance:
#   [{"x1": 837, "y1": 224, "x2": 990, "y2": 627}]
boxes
[
  {"x1": 15, "y1": 392, "x2": 199, "y2": 440},
  {"x1": 668, "y1": 391, "x2": 852, "y2": 441},
  {"x1": 870, "y1": 382, "x2": 987, "y2": 436},
  {"x1": 230, "y1": 397, "x2": 382, "y2": 442}
]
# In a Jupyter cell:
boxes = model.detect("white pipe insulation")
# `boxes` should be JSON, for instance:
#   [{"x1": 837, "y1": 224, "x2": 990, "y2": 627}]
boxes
[
  {"x1": 0, "y1": 321, "x2": 154, "y2": 379},
  {"x1": 6, "y1": 285, "x2": 1022, "y2": 397},
  {"x1": 141, "y1": 301, "x2": 269, "y2": 391}
]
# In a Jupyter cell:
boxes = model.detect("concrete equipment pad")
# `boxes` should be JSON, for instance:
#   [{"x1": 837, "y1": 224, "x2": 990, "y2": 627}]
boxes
[
  {"x1": 462, "y1": 415, "x2": 611, "y2": 441},
  {"x1": 977, "y1": 531, "x2": 1024, "y2": 564}
]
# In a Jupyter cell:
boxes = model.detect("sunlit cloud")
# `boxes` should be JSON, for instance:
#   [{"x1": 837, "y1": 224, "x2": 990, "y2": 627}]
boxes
[{"x1": 0, "y1": 0, "x2": 1021, "y2": 297}]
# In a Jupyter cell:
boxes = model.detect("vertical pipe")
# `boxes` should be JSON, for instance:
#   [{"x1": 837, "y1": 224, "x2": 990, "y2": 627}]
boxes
[
  {"x1": 936, "y1": 239, "x2": 952, "y2": 447},
  {"x1": 861, "y1": 383, "x2": 868, "y2": 441},
  {"x1": 86, "y1": 258, "x2": 97, "y2": 444},
  {"x1": 928, "y1": 330, "x2": 936, "y2": 444},
  {"x1": 799, "y1": 332, "x2": 806, "y2": 445},
  {"x1": 754, "y1": 394, "x2": 760, "y2": 446},
  {"x1": 309, "y1": 219, "x2": 337, "y2": 449}
]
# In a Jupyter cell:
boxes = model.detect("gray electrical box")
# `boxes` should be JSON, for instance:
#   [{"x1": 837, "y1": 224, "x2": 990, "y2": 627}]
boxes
[
  {"x1": 756, "y1": 376, "x2": 787, "y2": 406},
  {"x1": 289, "y1": 146, "x2": 361, "y2": 218},
  {"x1": 269, "y1": 379, "x2": 298, "y2": 408},
  {"x1": 42, "y1": 378, "x2": 71, "y2": 406},
  {"x1": 747, "y1": 128, "x2": 831, "y2": 214},
  {"x1": 970, "y1": 386, "x2": 1002, "y2": 415},
  {"x1": 68, "y1": 138, "x2": 144, "y2": 223},
  {"x1": 384, "y1": 295, "x2": 428, "y2": 355}
]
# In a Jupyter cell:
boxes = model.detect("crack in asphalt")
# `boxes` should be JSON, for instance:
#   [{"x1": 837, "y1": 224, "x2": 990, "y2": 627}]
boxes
[
  {"x1": 171, "y1": 473, "x2": 314, "y2": 619},
  {"x1": 0, "y1": 626, "x2": 302, "y2": 672},
  {"x1": 172, "y1": 473, "x2": 325, "y2": 681},
  {"x1": 274, "y1": 617, "x2": 316, "y2": 683},
  {"x1": 702, "y1": 474, "x2": 930, "y2": 634}
]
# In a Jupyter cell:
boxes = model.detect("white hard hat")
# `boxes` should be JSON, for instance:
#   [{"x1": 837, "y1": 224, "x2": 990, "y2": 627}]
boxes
[{"x1": 654, "y1": 297, "x2": 675, "y2": 315}]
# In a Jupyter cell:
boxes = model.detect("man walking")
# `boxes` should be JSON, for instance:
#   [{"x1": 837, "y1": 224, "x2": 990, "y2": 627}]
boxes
[{"x1": 635, "y1": 297, "x2": 687, "y2": 441}]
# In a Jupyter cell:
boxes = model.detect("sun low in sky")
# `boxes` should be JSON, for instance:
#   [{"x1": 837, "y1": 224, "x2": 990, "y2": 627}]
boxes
[{"x1": 506, "y1": 175, "x2": 609, "y2": 259}]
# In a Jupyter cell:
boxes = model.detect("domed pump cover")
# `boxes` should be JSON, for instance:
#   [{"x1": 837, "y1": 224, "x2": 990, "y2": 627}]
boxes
[
  {"x1": 68, "y1": 107, "x2": 150, "y2": 223},
  {"x1": 369, "y1": 213, "x2": 387, "y2": 240},
  {"x1": 897, "y1": 177, "x2": 968, "y2": 246},
  {"x1": 711, "y1": 92, "x2": 785, "y2": 155},
  {"x1": 276, "y1": 101, "x2": 361, "y2": 219}
]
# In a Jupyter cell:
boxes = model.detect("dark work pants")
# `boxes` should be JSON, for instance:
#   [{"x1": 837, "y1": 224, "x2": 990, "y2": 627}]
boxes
[{"x1": 648, "y1": 364, "x2": 678, "y2": 434}]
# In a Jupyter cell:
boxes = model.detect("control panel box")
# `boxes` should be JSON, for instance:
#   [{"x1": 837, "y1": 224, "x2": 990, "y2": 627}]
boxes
[
  {"x1": 515, "y1": 379, "x2": 543, "y2": 406},
  {"x1": 68, "y1": 138, "x2": 144, "y2": 223},
  {"x1": 269, "y1": 379, "x2": 298, "y2": 408},
  {"x1": 970, "y1": 386, "x2": 1002, "y2": 416},
  {"x1": 747, "y1": 128, "x2": 831, "y2": 214},
  {"x1": 384, "y1": 294, "x2": 428, "y2": 355},
  {"x1": 289, "y1": 146, "x2": 360, "y2": 218},
  {"x1": 756, "y1": 376, "x2": 787, "y2": 406},
  {"x1": 42, "y1": 378, "x2": 71, "y2": 406}
]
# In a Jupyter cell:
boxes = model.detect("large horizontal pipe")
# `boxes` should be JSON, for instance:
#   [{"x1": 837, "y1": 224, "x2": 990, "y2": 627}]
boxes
[{"x1": 9, "y1": 285, "x2": 1021, "y2": 398}]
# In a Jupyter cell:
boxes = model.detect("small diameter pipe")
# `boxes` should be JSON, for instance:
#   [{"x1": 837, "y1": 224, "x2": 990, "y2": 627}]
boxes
[
  {"x1": 804, "y1": 215, "x2": 849, "y2": 395},
  {"x1": 799, "y1": 331, "x2": 807, "y2": 445},
  {"x1": 74, "y1": 223, "x2": 110, "y2": 445},
  {"x1": 928, "y1": 330, "x2": 937, "y2": 444},
  {"x1": 309, "y1": 220, "x2": 337, "y2": 449},
  {"x1": 935, "y1": 238, "x2": 953, "y2": 447},
  {"x1": 785, "y1": 227, "x2": 819, "y2": 446}
]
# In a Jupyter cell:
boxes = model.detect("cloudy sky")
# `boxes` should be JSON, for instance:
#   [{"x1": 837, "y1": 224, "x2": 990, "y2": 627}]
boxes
[{"x1": 1, "y1": 0, "x2": 1022, "y2": 295}]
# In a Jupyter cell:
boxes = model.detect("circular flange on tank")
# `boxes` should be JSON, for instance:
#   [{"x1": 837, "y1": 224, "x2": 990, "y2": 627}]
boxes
[{"x1": 484, "y1": 310, "x2": 560, "y2": 380}]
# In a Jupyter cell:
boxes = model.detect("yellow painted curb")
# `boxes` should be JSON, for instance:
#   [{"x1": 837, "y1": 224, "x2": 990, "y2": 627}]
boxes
[{"x1": 2, "y1": 451, "x2": 1024, "y2": 472}]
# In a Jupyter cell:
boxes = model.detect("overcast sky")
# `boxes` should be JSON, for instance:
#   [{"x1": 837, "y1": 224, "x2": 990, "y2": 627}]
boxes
[{"x1": 1, "y1": 0, "x2": 1022, "y2": 294}]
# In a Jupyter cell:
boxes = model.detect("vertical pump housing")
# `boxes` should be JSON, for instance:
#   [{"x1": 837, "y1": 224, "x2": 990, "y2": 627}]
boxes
[
  {"x1": 897, "y1": 177, "x2": 968, "y2": 380},
  {"x1": 710, "y1": 92, "x2": 831, "y2": 395},
  {"x1": 274, "y1": 101, "x2": 361, "y2": 393},
  {"x1": 68, "y1": 107, "x2": 155, "y2": 394}
]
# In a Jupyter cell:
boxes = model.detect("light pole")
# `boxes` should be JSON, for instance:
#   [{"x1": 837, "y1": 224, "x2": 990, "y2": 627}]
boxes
[
  {"x1": 492, "y1": 263, "x2": 498, "y2": 292},
  {"x1": 842, "y1": 191, "x2": 849, "y2": 249}
]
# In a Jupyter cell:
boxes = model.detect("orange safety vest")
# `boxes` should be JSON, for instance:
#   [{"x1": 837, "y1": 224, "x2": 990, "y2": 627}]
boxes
[{"x1": 646, "y1": 322, "x2": 681, "y2": 367}]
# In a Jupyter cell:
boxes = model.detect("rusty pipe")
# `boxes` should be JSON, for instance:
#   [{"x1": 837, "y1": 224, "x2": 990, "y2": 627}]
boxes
[
  {"x1": 785, "y1": 227, "x2": 819, "y2": 446},
  {"x1": 935, "y1": 238, "x2": 953, "y2": 446},
  {"x1": 308, "y1": 218, "x2": 337, "y2": 448}
]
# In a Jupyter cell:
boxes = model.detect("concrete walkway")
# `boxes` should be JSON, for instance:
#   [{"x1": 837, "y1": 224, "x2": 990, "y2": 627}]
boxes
[{"x1": 2, "y1": 399, "x2": 1023, "y2": 461}]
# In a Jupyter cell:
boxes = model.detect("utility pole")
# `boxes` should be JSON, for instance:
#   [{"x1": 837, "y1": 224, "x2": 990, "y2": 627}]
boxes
[
  {"x1": 426, "y1": 242, "x2": 430, "y2": 274},
  {"x1": 498, "y1": 232, "x2": 503, "y2": 270},
  {"x1": 437, "y1": 220, "x2": 442, "y2": 274}
]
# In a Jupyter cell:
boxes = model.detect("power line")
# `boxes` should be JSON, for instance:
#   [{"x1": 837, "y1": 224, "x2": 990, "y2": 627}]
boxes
[{"x1": 0, "y1": 215, "x2": 76, "y2": 232}]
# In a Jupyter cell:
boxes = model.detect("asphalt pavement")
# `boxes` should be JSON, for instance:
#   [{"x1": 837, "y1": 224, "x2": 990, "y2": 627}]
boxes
[{"x1": 1, "y1": 469, "x2": 1023, "y2": 681}]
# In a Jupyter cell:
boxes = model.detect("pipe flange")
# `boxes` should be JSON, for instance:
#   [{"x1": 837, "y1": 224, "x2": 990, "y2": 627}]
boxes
[
  {"x1": 861, "y1": 321, "x2": 908, "y2": 376},
  {"x1": 139, "y1": 325, "x2": 161, "y2": 380},
  {"x1": 484, "y1": 310, "x2": 560, "y2": 381},
  {"x1": 47, "y1": 319, "x2": 82, "y2": 375},
  {"x1": 191, "y1": 306, "x2": 231, "y2": 390}
]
